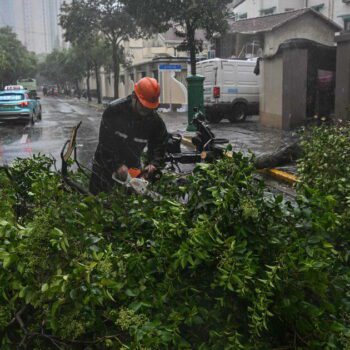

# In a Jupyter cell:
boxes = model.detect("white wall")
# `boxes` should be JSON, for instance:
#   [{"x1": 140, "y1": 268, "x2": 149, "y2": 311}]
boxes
[
  {"x1": 264, "y1": 14, "x2": 337, "y2": 57},
  {"x1": 231, "y1": 0, "x2": 350, "y2": 28},
  {"x1": 260, "y1": 56, "x2": 283, "y2": 128},
  {"x1": 277, "y1": 0, "x2": 305, "y2": 12},
  {"x1": 232, "y1": 0, "x2": 306, "y2": 18},
  {"x1": 307, "y1": 0, "x2": 350, "y2": 27},
  {"x1": 233, "y1": 0, "x2": 262, "y2": 18}
]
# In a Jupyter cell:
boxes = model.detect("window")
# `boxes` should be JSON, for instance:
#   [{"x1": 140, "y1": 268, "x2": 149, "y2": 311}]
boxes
[
  {"x1": 208, "y1": 50, "x2": 216, "y2": 59},
  {"x1": 311, "y1": 4, "x2": 324, "y2": 12},
  {"x1": 130, "y1": 73, "x2": 134, "y2": 82},
  {"x1": 260, "y1": 7, "x2": 276, "y2": 16},
  {"x1": 141, "y1": 71, "x2": 147, "y2": 78},
  {"x1": 153, "y1": 70, "x2": 159, "y2": 80},
  {"x1": 237, "y1": 12, "x2": 247, "y2": 20},
  {"x1": 0, "y1": 93, "x2": 24, "y2": 101},
  {"x1": 344, "y1": 17, "x2": 350, "y2": 31}
]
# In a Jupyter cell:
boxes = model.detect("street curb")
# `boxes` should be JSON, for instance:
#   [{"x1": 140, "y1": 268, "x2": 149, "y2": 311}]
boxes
[
  {"x1": 181, "y1": 136, "x2": 298, "y2": 185},
  {"x1": 258, "y1": 169, "x2": 298, "y2": 185}
]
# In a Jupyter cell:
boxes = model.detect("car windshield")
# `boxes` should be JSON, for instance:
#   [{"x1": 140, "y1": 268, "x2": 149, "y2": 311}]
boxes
[{"x1": 0, "y1": 93, "x2": 24, "y2": 101}]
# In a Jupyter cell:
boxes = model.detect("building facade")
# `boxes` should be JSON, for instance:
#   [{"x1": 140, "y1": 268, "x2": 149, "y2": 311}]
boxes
[
  {"x1": 88, "y1": 29, "x2": 209, "y2": 105},
  {"x1": 231, "y1": 0, "x2": 350, "y2": 28},
  {"x1": 217, "y1": 8, "x2": 341, "y2": 129},
  {"x1": 0, "y1": 0, "x2": 69, "y2": 54},
  {"x1": 0, "y1": 0, "x2": 15, "y2": 28}
]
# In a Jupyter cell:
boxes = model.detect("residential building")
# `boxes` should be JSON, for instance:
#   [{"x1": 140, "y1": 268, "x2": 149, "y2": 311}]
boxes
[
  {"x1": 0, "y1": 0, "x2": 15, "y2": 28},
  {"x1": 0, "y1": 0, "x2": 70, "y2": 54},
  {"x1": 94, "y1": 29, "x2": 209, "y2": 106},
  {"x1": 230, "y1": 0, "x2": 350, "y2": 29},
  {"x1": 217, "y1": 8, "x2": 341, "y2": 129}
]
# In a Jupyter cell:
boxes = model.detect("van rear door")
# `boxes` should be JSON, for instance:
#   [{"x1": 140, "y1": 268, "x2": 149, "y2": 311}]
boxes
[{"x1": 236, "y1": 61, "x2": 259, "y2": 103}]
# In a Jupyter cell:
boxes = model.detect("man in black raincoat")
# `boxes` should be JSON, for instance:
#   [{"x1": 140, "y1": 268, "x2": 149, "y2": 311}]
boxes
[{"x1": 89, "y1": 77, "x2": 168, "y2": 195}]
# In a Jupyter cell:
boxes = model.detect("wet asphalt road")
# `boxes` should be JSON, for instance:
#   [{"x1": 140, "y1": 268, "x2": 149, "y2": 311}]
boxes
[{"x1": 0, "y1": 97, "x2": 101, "y2": 168}]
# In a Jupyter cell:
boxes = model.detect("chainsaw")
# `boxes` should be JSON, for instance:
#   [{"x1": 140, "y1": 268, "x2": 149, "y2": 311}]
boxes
[{"x1": 111, "y1": 168, "x2": 162, "y2": 201}]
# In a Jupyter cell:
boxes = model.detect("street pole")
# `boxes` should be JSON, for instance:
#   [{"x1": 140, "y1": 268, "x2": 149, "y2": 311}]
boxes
[
  {"x1": 186, "y1": 74, "x2": 205, "y2": 132},
  {"x1": 169, "y1": 71, "x2": 172, "y2": 112}
]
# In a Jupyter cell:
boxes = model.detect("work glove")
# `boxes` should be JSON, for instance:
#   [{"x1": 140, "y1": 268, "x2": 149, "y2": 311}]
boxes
[
  {"x1": 116, "y1": 164, "x2": 129, "y2": 182},
  {"x1": 142, "y1": 164, "x2": 157, "y2": 180}
]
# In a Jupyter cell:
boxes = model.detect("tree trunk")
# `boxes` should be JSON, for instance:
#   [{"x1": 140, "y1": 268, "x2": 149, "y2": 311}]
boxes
[
  {"x1": 187, "y1": 25, "x2": 196, "y2": 76},
  {"x1": 112, "y1": 43, "x2": 119, "y2": 99},
  {"x1": 94, "y1": 62, "x2": 102, "y2": 104},
  {"x1": 75, "y1": 80, "x2": 80, "y2": 97},
  {"x1": 254, "y1": 142, "x2": 301, "y2": 169},
  {"x1": 86, "y1": 70, "x2": 91, "y2": 102}
]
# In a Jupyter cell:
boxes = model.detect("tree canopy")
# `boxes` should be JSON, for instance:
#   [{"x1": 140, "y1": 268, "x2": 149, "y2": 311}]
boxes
[
  {"x1": 60, "y1": 0, "x2": 140, "y2": 99},
  {"x1": 0, "y1": 27, "x2": 37, "y2": 88},
  {"x1": 39, "y1": 48, "x2": 86, "y2": 90},
  {"x1": 122, "y1": 0, "x2": 231, "y2": 74}
]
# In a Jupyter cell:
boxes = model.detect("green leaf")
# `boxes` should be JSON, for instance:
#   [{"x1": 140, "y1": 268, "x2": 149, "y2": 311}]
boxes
[{"x1": 125, "y1": 289, "x2": 137, "y2": 297}]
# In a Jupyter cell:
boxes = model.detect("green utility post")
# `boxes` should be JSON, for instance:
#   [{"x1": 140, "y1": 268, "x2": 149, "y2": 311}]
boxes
[{"x1": 186, "y1": 75, "x2": 205, "y2": 132}]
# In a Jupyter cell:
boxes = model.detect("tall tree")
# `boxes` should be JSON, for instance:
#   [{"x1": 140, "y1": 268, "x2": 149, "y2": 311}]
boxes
[
  {"x1": 64, "y1": 46, "x2": 89, "y2": 97},
  {"x1": 122, "y1": 0, "x2": 231, "y2": 75},
  {"x1": 39, "y1": 48, "x2": 86, "y2": 92},
  {"x1": 60, "y1": 0, "x2": 139, "y2": 99},
  {"x1": 89, "y1": 40, "x2": 112, "y2": 104},
  {"x1": 71, "y1": 39, "x2": 111, "y2": 104},
  {"x1": 0, "y1": 27, "x2": 37, "y2": 87}
]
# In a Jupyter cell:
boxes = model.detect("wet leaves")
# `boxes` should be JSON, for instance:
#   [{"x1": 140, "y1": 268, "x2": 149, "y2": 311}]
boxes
[{"x1": 0, "y1": 154, "x2": 349, "y2": 349}]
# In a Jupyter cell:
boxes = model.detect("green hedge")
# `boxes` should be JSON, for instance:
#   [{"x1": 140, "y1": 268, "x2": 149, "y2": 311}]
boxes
[{"x1": 0, "y1": 151, "x2": 349, "y2": 349}]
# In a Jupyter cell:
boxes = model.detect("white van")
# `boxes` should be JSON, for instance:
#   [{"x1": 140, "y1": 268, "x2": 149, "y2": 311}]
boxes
[{"x1": 196, "y1": 58, "x2": 260, "y2": 123}]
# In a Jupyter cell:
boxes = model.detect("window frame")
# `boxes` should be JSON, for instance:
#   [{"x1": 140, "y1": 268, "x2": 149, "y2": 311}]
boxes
[
  {"x1": 344, "y1": 17, "x2": 350, "y2": 31},
  {"x1": 310, "y1": 3, "x2": 325, "y2": 12},
  {"x1": 237, "y1": 12, "x2": 247, "y2": 20},
  {"x1": 260, "y1": 6, "x2": 276, "y2": 16}
]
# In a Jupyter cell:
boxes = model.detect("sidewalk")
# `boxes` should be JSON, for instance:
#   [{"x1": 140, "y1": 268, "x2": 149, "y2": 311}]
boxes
[
  {"x1": 66, "y1": 96, "x2": 106, "y2": 112},
  {"x1": 160, "y1": 112, "x2": 297, "y2": 157}
]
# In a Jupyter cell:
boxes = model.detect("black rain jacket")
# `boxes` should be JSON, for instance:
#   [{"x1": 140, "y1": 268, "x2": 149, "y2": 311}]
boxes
[{"x1": 89, "y1": 96, "x2": 168, "y2": 194}]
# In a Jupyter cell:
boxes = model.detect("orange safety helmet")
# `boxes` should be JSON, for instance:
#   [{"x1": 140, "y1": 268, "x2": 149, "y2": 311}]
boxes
[{"x1": 134, "y1": 77, "x2": 161, "y2": 109}]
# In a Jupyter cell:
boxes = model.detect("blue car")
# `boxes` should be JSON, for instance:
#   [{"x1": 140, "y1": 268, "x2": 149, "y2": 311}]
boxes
[{"x1": 0, "y1": 89, "x2": 42, "y2": 123}]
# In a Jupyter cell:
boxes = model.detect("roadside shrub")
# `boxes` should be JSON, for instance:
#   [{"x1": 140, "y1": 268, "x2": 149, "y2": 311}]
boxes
[
  {"x1": 0, "y1": 155, "x2": 349, "y2": 349},
  {"x1": 298, "y1": 122, "x2": 350, "y2": 271},
  {"x1": 297, "y1": 122, "x2": 350, "y2": 208}
]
